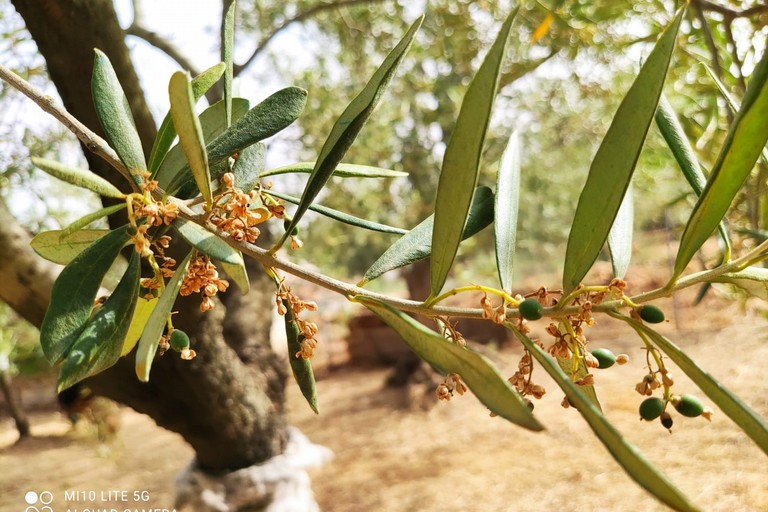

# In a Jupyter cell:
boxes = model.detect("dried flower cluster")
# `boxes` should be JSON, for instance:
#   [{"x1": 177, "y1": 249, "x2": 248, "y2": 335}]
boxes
[
  {"x1": 480, "y1": 293, "x2": 507, "y2": 324},
  {"x1": 508, "y1": 350, "x2": 546, "y2": 401},
  {"x1": 209, "y1": 172, "x2": 272, "y2": 244},
  {"x1": 180, "y1": 255, "x2": 230, "y2": 311},
  {"x1": 129, "y1": 172, "x2": 179, "y2": 257},
  {"x1": 276, "y1": 284, "x2": 319, "y2": 359},
  {"x1": 436, "y1": 373, "x2": 468, "y2": 401}
]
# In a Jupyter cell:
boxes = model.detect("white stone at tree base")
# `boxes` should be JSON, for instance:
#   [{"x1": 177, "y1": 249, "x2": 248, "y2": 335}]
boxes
[{"x1": 175, "y1": 427, "x2": 333, "y2": 512}]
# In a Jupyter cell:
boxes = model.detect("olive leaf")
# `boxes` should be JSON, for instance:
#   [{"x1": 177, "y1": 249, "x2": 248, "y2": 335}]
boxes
[
  {"x1": 266, "y1": 190, "x2": 407, "y2": 235},
  {"x1": 508, "y1": 325, "x2": 701, "y2": 512},
  {"x1": 135, "y1": 250, "x2": 194, "y2": 382},
  {"x1": 494, "y1": 130, "x2": 522, "y2": 291},
  {"x1": 57, "y1": 251, "x2": 140, "y2": 391},
  {"x1": 121, "y1": 296, "x2": 158, "y2": 356},
  {"x1": 260, "y1": 162, "x2": 408, "y2": 179},
  {"x1": 614, "y1": 312, "x2": 768, "y2": 458},
  {"x1": 92, "y1": 49, "x2": 147, "y2": 186},
  {"x1": 358, "y1": 297, "x2": 543, "y2": 431},
  {"x1": 274, "y1": 15, "x2": 424, "y2": 252},
  {"x1": 148, "y1": 62, "x2": 226, "y2": 174},
  {"x1": 283, "y1": 298, "x2": 318, "y2": 414},
  {"x1": 31, "y1": 157, "x2": 124, "y2": 199},
  {"x1": 59, "y1": 203, "x2": 127, "y2": 238},
  {"x1": 562, "y1": 8, "x2": 684, "y2": 294},
  {"x1": 40, "y1": 225, "x2": 131, "y2": 364},
  {"x1": 430, "y1": 8, "x2": 516, "y2": 299},
  {"x1": 360, "y1": 186, "x2": 494, "y2": 286},
  {"x1": 655, "y1": 94, "x2": 730, "y2": 256},
  {"x1": 713, "y1": 266, "x2": 768, "y2": 300},
  {"x1": 169, "y1": 70, "x2": 213, "y2": 206},
  {"x1": 607, "y1": 184, "x2": 634, "y2": 279},
  {"x1": 672, "y1": 47, "x2": 768, "y2": 281},
  {"x1": 222, "y1": 0, "x2": 236, "y2": 128},
  {"x1": 555, "y1": 355, "x2": 601, "y2": 412},
  {"x1": 231, "y1": 142, "x2": 266, "y2": 194},
  {"x1": 168, "y1": 87, "x2": 307, "y2": 198},
  {"x1": 155, "y1": 97, "x2": 250, "y2": 191},
  {"x1": 31, "y1": 229, "x2": 110, "y2": 265}
]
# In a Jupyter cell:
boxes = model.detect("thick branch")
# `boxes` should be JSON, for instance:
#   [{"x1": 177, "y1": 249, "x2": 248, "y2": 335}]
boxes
[
  {"x1": 692, "y1": 0, "x2": 768, "y2": 19},
  {"x1": 0, "y1": 199, "x2": 59, "y2": 327},
  {"x1": 0, "y1": 63, "x2": 132, "y2": 186},
  {"x1": 233, "y1": 0, "x2": 390, "y2": 76},
  {"x1": 125, "y1": 24, "x2": 202, "y2": 76}
]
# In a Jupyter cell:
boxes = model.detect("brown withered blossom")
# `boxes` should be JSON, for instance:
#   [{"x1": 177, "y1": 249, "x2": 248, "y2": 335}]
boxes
[{"x1": 180, "y1": 255, "x2": 230, "y2": 312}]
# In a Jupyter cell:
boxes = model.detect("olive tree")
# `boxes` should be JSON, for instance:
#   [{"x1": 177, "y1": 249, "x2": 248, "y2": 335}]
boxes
[{"x1": 2, "y1": 1, "x2": 768, "y2": 511}]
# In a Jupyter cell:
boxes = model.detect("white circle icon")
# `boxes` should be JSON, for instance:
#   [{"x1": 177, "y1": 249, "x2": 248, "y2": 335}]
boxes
[
  {"x1": 24, "y1": 491, "x2": 38, "y2": 504},
  {"x1": 40, "y1": 491, "x2": 54, "y2": 504}
]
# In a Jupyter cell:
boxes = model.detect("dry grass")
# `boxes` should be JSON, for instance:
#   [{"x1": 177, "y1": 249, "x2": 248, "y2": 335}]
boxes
[{"x1": 1, "y1": 285, "x2": 767, "y2": 512}]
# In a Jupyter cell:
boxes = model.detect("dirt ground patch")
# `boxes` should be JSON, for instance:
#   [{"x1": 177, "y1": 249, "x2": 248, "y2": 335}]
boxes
[{"x1": 1, "y1": 285, "x2": 768, "y2": 511}]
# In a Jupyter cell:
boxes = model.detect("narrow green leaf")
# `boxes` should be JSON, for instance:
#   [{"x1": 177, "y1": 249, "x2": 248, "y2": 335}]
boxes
[
  {"x1": 562, "y1": 8, "x2": 684, "y2": 294},
  {"x1": 121, "y1": 296, "x2": 158, "y2": 356},
  {"x1": 494, "y1": 130, "x2": 522, "y2": 291},
  {"x1": 509, "y1": 325, "x2": 700, "y2": 512},
  {"x1": 169, "y1": 71, "x2": 213, "y2": 206},
  {"x1": 92, "y1": 49, "x2": 147, "y2": 186},
  {"x1": 704, "y1": 65, "x2": 768, "y2": 168},
  {"x1": 615, "y1": 313, "x2": 768, "y2": 458},
  {"x1": 607, "y1": 184, "x2": 634, "y2": 279},
  {"x1": 360, "y1": 186, "x2": 494, "y2": 286},
  {"x1": 31, "y1": 229, "x2": 110, "y2": 265},
  {"x1": 275, "y1": 16, "x2": 424, "y2": 252},
  {"x1": 283, "y1": 298, "x2": 318, "y2": 414},
  {"x1": 207, "y1": 87, "x2": 307, "y2": 167},
  {"x1": 59, "y1": 203, "x2": 127, "y2": 238},
  {"x1": 169, "y1": 88, "x2": 307, "y2": 198},
  {"x1": 135, "y1": 250, "x2": 193, "y2": 382},
  {"x1": 655, "y1": 94, "x2": 731, "y2": 257},
  {"x1": 555, "y1": 355, "x2": 602, "y2": 411},
  {"x1": 31, "y1": 157, "x2": 124, "y2": 198},
  {"x1": 429, "y1": 9, "x2": 516, "y2": 299},
  {"x1": 260, "y1": 162, "x2": 408, "y2": 179},
  {"x1": 231, "y1": 142, "x2": 266, "y2": 194},
  {"x1": 40, "y1": 225, "x2": 131, "y2": 364},
  {"x1": 57, "y1": 252, "x2": 140, "y2": 391},
  {"x1": 267, "y1": 190, "x2": 407, "y2": 235},
  {"x1": 172, "y1": 217, "x2": 244, "y2": 266},
  {"x1": 673, "y1": 50, "x2": 768, "y2": 281},
  {"x1": 148, "y1": 62, "x2": 226, "y2": 174},
  {"x1": 155, "y1": 97, "x2": 250, "y2": 190},
  {"x1": 171, "y1": 217, "x2": 250, "y2": 293},
  {"x1": 217, "y1": 258, "x2": 250, "y2": 295},
  {"x1": 713, "y1": 266, "x2": 768, "y2": 301},
  {"x1": 359, "y1": 297, "x2": 543, "y2": 431},
  {"x1": 223, "y1": 0, "x2": 236, "y2": 128}
]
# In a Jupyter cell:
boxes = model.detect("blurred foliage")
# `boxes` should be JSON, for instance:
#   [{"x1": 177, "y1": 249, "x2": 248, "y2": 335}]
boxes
[
  {"x1": 232, "y1": 0, "x2": 767, "y2": 281},
  {"x1": 0, "y1": 302, "x2": 48, "y2": 376}
]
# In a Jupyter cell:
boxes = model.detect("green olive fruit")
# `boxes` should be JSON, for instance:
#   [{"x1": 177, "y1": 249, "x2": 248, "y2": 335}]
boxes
[
  {"x1": 591, "y1": 348, "x2": 617, "y2": 369},
  {"x1": 660, "y1": 411, "x2": 674, "y2": 430},
  {"x1": 283, "y1": 219, "x2": 299, "y2": 236},
  {"x1": 519, "y1": 299, "x2": 543, "y2": 321},
  {"x1": 639, "y1": 397, "x2": 665, "y2": 421},
  {"x1": 673, "y1": 394, "x2": 705, "y2": 418},
  {"x1": 639, "y1": 305, "x2": 665, "y2": 323},
  {"x1": 169, "y1": 329, "x2": 191, "y2": 352}
]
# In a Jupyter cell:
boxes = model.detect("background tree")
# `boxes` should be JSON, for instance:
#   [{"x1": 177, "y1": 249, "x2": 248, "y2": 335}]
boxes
[{"x1": 0, "y1": 2, "x2": 759, "y2": 512}]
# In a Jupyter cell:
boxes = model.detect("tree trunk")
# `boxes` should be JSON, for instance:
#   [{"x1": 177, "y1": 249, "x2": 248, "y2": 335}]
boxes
[{"x1": 10, "y1": 0, "x2": 293, "y2": 475}]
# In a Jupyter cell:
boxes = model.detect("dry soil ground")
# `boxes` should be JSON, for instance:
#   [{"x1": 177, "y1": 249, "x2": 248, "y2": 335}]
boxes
[{"x1": 1, "y1": 282, "x2": 767, "y2": 512}]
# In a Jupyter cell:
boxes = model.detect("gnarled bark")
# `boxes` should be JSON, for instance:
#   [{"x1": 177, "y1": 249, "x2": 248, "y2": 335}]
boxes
[{"x1": 10, "y1": 0, "x2": 290, "y2": 472}]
